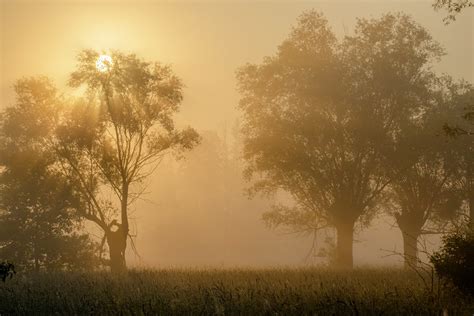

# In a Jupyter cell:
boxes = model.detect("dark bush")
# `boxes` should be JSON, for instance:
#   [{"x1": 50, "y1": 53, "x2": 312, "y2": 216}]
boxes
[
  {"x1": 0, "y1": 261, "x2": 15, "y2": 282},
  {"x1": 431, "y1": 228, "x2": 474, "y2": 295}
]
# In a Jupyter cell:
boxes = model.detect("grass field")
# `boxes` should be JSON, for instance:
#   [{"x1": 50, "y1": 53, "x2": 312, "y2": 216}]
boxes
[{"x1": 0, "y1": 268, "x2": 472, "y2": 315}]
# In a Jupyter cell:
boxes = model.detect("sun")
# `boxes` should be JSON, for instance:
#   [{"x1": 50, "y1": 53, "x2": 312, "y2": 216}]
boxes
[{"x1": 96, "y1": 54, "x2": 113, "y2": 72}]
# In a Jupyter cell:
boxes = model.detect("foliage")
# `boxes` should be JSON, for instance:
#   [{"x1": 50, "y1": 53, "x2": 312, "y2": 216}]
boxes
[
  {"x1": 433, "y1": 0, "x2": 474, "y2": 23},
  {"x1": 0, "y1": 52, "x2": 199, "y2": 272},
  {"x1": 55, "y1": 50, "x2": 200, "y2": 271},
  {"x1": 0, "y1": 261, "x2": 15, "y2": 282},
  {"x1": 0, "y1": 77, "x2": 98, "y2": 272},
  {"x1": 237, "y1": 11, "x2": 444, "y2": 267},
  {"x1": 436, "y1": 81, "x2": 474, "y2": 229},
  {"x1": 431, "y1": 228, "x2": 474, "y2": 295},
  {"x1": 386, "y1": 84, "x2": 471, "y2": 267},
  {"x1": 442, "y1": 91, "x2": 474, "y2": 137}
]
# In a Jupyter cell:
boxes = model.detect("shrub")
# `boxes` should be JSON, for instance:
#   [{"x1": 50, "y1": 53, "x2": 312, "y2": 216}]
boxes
[{"x1": 431, "y1": 227, "x2": 474, "y2": 295}]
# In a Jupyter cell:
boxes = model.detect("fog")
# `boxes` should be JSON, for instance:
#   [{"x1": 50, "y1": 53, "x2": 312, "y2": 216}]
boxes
[{"x1": 1, "y1": 0, "x2": 472, "y2": 268}]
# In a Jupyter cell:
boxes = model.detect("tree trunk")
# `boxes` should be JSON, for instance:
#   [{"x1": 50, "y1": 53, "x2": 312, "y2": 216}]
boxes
[
  {"x1": 107, "y1": 228, "x2": 127, "y2": 273},
  {"x1": 401, "y1": 230, "x2": 419, "y2": 269},
  {"x1": 335, "y1": 220, "x2": 355, "y2": 269},
  {"x1": 121, "y1": 182, "x2": 129, "y2": 238},
  {"x1": 119, "y1": 182, "x2": 129, "y2": 270}
]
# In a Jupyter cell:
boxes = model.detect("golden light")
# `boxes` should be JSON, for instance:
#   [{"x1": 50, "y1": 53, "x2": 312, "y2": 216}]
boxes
[{"x1": 96, "y1": 54, "x2": 113, "y2": 72}]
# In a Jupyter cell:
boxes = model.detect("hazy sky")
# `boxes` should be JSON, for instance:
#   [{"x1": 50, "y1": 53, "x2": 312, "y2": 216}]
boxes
[
  {"x1": 0, "y1": 0, "x2": 472, "y2": 267},
  {"x1": 1, "y1": 0, "x2": 472, "y2": 131}
]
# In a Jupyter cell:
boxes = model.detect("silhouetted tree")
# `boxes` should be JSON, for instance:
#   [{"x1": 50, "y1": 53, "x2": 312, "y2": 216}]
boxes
[
  {"x1": 441, "y1": 82, "x2": 474, "y2": 228},
  {"x1": 433, "y1": 0, "x2": 474, "y2": 228},
  {"x1": 433, "y1": 0, "x2": 474, "y2": 137},
  {"x1": 0, "y1": 77, "x2": 98, "y2": 272},
  {"x1": 55, "y1": 50, "x2": 200, "y2": 272},
  {"x1": 387, "y1": 78, "x2": 472, "y2": 267},
  {"x1": 389, "y1": 125, "x2": 462, "y2": 268},
  {"x1": 237, "y1": 11, "x2": 444, "y2": 268}
]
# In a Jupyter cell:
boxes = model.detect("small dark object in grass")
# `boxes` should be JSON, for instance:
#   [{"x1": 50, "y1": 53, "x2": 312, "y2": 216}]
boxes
[{"x1": 0, "y1": 261, "x2": 16, "y2": 282}]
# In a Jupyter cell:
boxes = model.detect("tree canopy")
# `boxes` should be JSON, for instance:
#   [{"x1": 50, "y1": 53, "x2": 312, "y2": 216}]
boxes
[
  {"x1": 237, "y1": 11, "x2": 446, "y2": 268},
  {"x1": 54, "y1": 50, "x2": 200, "y2": 271},
  {"x1": 0, "y1": 77, "x2": 97, "y2": 271}
]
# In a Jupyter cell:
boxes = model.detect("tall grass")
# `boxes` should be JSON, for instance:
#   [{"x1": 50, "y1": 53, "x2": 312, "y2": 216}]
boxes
[{"x1": 0, "y1": 268, "x2": 472, "y2": 315}]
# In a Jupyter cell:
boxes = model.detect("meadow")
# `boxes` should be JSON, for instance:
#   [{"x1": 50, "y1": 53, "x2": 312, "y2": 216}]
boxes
[{"x1": 0, "y1": 268, "x2": 472, "y2": 315}]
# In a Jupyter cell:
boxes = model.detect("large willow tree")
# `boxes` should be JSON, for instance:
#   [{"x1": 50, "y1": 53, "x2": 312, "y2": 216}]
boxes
[
  {"x1": 237, "y1": 11, "x2": 444, "y2": 268},
  {"x1": 56, "y1": 50, "x2": 200, "y2": 272}
]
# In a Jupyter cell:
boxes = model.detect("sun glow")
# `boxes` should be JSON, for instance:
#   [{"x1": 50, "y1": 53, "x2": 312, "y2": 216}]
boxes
[{"x1": 96, "y1": 54, "x2": 113, "y2": 72}]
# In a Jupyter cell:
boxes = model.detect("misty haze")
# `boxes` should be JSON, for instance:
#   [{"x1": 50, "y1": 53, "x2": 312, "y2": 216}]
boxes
[{"x1": 0, "y1": 0, "x2": 473, "y2": 314}]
